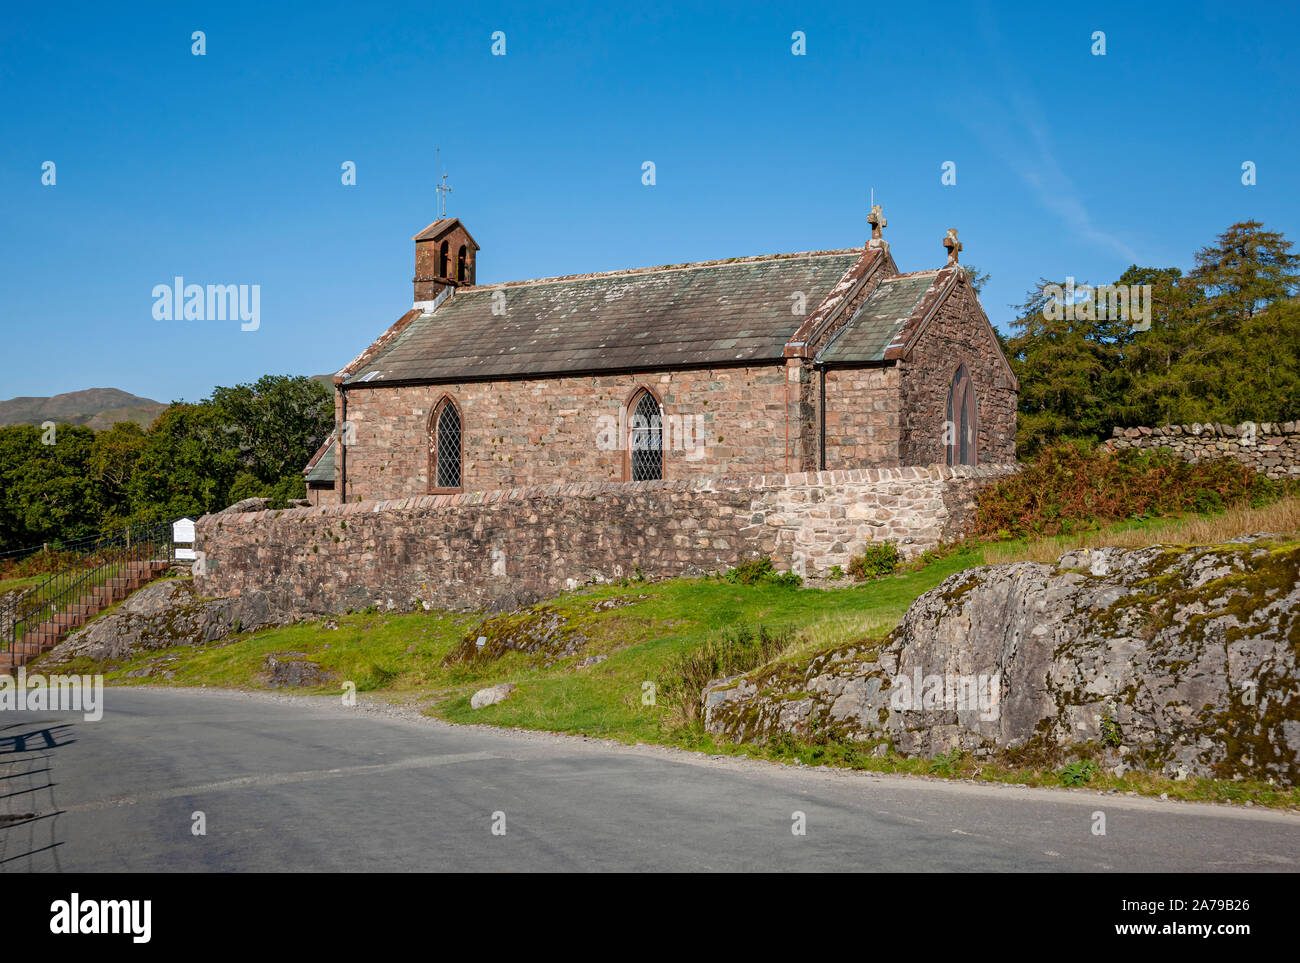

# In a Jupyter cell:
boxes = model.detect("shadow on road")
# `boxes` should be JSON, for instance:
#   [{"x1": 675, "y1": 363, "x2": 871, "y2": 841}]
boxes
[{"x1": 0, "y1": 721, "x2": 73, "y2": 872}]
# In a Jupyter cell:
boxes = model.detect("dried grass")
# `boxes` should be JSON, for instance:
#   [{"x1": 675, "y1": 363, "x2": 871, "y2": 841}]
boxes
[{"x1": 983, "y1": 495, "x2": 1300, "y2": 566}]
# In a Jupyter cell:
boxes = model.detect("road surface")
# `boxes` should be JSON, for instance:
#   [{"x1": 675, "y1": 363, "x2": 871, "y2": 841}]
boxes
[{"x1": 2, "y1": 687, "x2": 1296, "y2": 872}]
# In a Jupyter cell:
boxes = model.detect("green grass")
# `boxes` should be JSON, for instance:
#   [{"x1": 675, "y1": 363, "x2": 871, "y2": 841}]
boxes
[
  {"x1": 0, "y1": 574, "x2": 46, "y2": 596},
  {"x1": 81, "y1": 548, "x2": 978, "y2": 729}
]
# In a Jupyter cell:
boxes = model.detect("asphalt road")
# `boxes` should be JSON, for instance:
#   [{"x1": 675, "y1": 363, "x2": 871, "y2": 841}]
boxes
[{"x1": 2, "y1": 687, "x2": 1296, "y2": 872}]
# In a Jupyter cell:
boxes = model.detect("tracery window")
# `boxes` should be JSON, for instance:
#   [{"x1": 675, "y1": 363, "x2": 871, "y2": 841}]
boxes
[
  {"x1": 628, "y1": 389, "x2": 663, "y2": 481},
  {"x1": 430, "y1": 398, "x2": 462, "y2": 490}
]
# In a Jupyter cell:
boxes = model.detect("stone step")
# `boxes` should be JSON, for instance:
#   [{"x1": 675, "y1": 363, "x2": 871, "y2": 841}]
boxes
[
  {"x1": 122, "y1": 559, "x2": 168, "y2": 574},
  {"x1": 7, "y1": 634, "x2": 38, "y2": 657},
  {"x1": 19, "y1": 626, "x2": 60, "y2": 647},
  {"x1": 32, "y1": 622, "x2": 66, "y2": 643},
  {"x1": 11, "y1": 636, "x2": 42, "y2": 657}
]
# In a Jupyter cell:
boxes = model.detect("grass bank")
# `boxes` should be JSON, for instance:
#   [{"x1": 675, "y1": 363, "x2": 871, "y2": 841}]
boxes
[{"x1": 0, "y1": 574, "x2": 46, "y2": 596}]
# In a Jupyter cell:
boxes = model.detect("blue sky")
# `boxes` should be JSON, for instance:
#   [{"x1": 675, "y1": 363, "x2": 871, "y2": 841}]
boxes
[{"x1": 2, "y1": 0, "x2": 1296, "y2": 403}]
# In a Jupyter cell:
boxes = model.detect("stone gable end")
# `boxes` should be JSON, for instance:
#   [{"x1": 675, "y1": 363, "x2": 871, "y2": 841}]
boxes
[{"x1": 898, "y1": 275, "x2": 1018, "y2": 466}]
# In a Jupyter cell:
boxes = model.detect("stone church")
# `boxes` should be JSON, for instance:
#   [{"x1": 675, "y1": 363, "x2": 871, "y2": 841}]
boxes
[{"x1": 308, "y1": 207, "x2": 1018, "y2": 504}]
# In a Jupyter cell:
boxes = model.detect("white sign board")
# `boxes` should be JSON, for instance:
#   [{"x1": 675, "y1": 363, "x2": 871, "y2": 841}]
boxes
[{"x1": 173, "y1": 517, "x2": 196, "y2": 560}]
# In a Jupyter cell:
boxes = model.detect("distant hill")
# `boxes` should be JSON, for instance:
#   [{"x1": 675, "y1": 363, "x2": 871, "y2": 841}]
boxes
[
  {"x1": 2, "y1": 377, "x2": 337, "y2": 433},
  {"x1": 0, "y1": 388, "x2": 167, "y2": 431}
]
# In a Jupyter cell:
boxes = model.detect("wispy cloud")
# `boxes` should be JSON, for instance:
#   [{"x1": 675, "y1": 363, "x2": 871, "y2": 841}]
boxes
[{"x1": 964, "y1": 8, "x2": 1138, "y2": 263}]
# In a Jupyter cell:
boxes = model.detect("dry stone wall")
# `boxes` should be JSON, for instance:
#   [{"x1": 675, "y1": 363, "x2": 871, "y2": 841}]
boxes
[
  {"x1": 193, "y1": 465, "x2": 1015, "y2": 615},
  {"x1": 1107, "y1": 422, "x2": 1300, "y2": 479}
]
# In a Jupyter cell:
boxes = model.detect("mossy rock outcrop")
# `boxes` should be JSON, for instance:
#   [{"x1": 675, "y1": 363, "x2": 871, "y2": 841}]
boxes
[
  {"x1": 40, "y1": 578, "x2": 294, "y2": 668},
  {"x1": 443, "y1": 606, "x2": 589, "y2": 666},
  {"x1": 704, "y1": 535, "x2": 1300, "y2": 784}
]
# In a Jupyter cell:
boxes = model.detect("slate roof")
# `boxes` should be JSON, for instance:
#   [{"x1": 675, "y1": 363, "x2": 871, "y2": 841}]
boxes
[
  {"x1": 412, "y1": 217, "x2": 480, "y2": 247},
  {"x1": 816, "y1": 272, "x2": 939, "y2": 364},
  {"x1": 343, "y1": 251, "x2": 862, "y2": 385},
  {"x1": 304, "y1": 438, "x2": 335, "y2": 484}
]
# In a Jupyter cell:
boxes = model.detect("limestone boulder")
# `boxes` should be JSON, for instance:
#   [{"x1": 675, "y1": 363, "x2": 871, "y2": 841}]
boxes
[
  {"x1": 470, "y1": 682, "x2": 516, "y2": 709},
  {"x1": 704, "y1": 536, "x2": 1300, "y2": 784}
]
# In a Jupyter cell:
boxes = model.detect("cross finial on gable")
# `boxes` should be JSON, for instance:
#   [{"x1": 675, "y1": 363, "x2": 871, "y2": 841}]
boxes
[
  {"x1": 943, "y1": 227, "x2": 962, "y2": 265},
  {"x1": 867, "y1": 204, "x2": 887, "y2": 241},
  {"x1": 866, "y1": 204, "x2": 889, "y2": 251}
]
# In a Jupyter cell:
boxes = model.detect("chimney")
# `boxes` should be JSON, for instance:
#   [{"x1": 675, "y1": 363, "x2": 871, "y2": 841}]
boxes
[{"x1": 411, "y1": 218, "x2": 480, "y2": 308}]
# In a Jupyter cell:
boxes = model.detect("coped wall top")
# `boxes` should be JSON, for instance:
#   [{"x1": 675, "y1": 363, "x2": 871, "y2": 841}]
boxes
[
  {"x1": 197, "y1": 463, "x2": 1019, "y2": 528},
  {"x1": 1112, "y1": 421, "x2": 1299, "y2": 438}
]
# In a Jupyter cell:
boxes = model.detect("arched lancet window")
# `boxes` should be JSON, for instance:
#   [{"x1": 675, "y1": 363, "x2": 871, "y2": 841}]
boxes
[
  {"x1": 457, "y1": 245, "x2": 468, "y2": 283},
  {"x1": 628, "y1": 389, "x2": 663, "y2": 481},
  {"x1": 945, "y1": 364, "x2": 978, "y2": 466},
  {"x1": 438, "y1": 240, "x2": 450, "y2": 278},
  {"x1": 429, "y1": 398, "x2": 462, "y2": 490}
]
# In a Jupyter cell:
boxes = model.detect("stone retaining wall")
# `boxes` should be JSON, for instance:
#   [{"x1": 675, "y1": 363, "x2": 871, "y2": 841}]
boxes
[
  {"x1": 1107, "y1": 421, "x2": 1300, "y2": 479},
  {"x1": 193, "y1": 464, "x2": 1016, "y2": 615}
]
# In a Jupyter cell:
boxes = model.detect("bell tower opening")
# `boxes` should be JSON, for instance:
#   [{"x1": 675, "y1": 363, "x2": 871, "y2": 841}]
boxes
[{"x1": 411, "y1": 218, "x2": 480, "y2": 306}]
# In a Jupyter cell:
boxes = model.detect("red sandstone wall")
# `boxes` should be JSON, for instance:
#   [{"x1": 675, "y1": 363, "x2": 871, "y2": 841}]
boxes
[
  {"x1": 898, "y1": 277, "x2": 1018, "y2": 466},
  {"x1": 338, "y1": 365, "x2": 792, "y2": 501},
  {"x1": 821, "y1": 365, "x2": 902, "y2": 470}
]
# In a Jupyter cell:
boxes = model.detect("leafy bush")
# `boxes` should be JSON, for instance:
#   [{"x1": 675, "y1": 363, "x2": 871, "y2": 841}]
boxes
[
  {"x1": 1058, "y1": 759, "x2": 1100, "y2": 786},
  {"x1": 228, "y1": 471, "x2": 308, "y2": 509},
  {"x1": 724, "y1": 556, "x2": 801, "y2": 587},
  {"x1": 724, "y1": 556, "x2": 774, "y2": 584},
  {"x1": 847, "y1": 541, "x2": 901, "y2": 580},
  {"x1": 974, "y1": 441, "x2": 1288, "y2": 539},
  {"x1": 657, "y1": 624, "x2": 795, "y2": 724},
  {"x1": 927, "y1": 748, "x2": 964, "y2": 776}
]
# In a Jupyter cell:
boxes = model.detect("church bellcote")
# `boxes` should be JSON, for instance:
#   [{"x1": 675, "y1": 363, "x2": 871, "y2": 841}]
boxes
[{"x1": 412, "y1": 218, "x2": 480, "y2": 306}]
